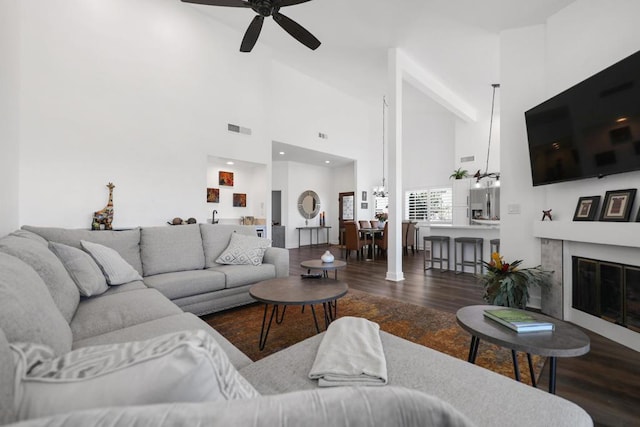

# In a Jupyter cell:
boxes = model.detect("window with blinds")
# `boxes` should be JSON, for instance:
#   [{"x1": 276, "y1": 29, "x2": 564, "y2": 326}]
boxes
[
  {"x1": 374, "y1": 195, "x2": 389, "y2": 215},
  {"x1": 405, "y1": 187, "x2": 452, "y2": 223}
]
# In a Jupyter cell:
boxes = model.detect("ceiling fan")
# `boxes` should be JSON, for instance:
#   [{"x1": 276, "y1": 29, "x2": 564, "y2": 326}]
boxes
[{"x1": 181, "y1": 0, "x2": 321, "y2": 53}]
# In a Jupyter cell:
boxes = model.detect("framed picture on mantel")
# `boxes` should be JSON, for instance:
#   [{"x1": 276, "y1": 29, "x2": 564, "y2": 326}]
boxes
[
  {"x1": 573, "y1": 196, "x2": 600, "y2": 221},
  {"x1": 599, "y1": 189, "x2": 636, "y2": 222}
]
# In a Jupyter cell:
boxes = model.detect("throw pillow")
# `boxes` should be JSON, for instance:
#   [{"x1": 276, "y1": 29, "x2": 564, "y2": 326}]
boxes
[
  {"x1": 215, "y1": 232, "x2": 270, "y2": 266},
  {"x1": 10, "y1": 330, "x2": 260, "y2": 420},
  {"x1": 49, "y1": 242, "x2": 108, "y2": 297},
  {"x1": 81, "y1": 240, "x2": 143, "y2": 285}
]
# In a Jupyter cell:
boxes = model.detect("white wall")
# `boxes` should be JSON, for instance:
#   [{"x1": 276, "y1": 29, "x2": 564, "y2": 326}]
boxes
[
  {"x1": 0, "y1": 0, "x2": 20, "y2": 237},
  {"x1": 273, "y1": 160, "x2": 340, "y2": 248},
  {"x1": 205, "y1": 157, "x2": 267, "y2": 223},
  {"x1": 500, "y1": 25, "x2": 546, "y2": 269},
  {"x1": 269, "y1": 60, "x2": 377, "y2": 223},
  {"x1": 10, "y1": 0, "x2": 375, "y2": 231},
  {"x1": 402, "y1": 95, "x2": 456, "y2": 191}
]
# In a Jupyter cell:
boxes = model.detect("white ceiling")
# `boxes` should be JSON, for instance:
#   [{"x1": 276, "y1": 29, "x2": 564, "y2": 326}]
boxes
[{"x1": 184, "y1": 0, "x2": 575, "y2": 165}]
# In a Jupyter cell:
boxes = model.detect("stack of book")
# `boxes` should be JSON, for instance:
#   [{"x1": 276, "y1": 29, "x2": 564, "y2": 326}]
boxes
[{"x1": 483, "y1": 308, "x2": 554, "y2": 333}]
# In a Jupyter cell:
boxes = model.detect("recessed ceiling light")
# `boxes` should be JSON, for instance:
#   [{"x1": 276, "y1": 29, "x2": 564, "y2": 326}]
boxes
[
  {"x1": 226, "y1": 161, "x2": 234, "y2": 165},
  {"x1": 279, "y1": 151, "x2": 285, "y2": 155},
  {"x1": 325, "y1": 160, "x2": 331, "y2": 164}
]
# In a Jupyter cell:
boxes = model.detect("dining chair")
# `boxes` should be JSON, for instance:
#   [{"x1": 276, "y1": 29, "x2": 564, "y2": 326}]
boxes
[
  {"x1": 344, "y1": 221, "x2": 371, "y2": 260},
  {"x1": 406, "y1": 222, "x2": 417, "y2": 255},
  {"x1": 358, "y1": 220, "x2": 371, "y2": 229},
  {"x1": 376, "y1": 221, "x2": 389, "y2": 257},
  {"x1": 401, "y1": 222, "x2": 409, "y2": 255},
  {"x1": 369, "y1": 219, "x2": 379, "y2": 229}
]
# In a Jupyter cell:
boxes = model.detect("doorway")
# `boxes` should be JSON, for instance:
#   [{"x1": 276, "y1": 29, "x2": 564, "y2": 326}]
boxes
[{"x1": 338, "y1": 192, "x2": 355, "y2": 245}]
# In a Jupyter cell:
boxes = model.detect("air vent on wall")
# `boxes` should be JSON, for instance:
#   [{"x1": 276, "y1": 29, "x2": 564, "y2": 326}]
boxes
[
  {"x1": 460, "y1": 155, "x2": 474, "y2": 163},
  {"x1": 227, "y1": 123, "x2": 252, "y2": 135},
  {"x1": 318, "y1": 132, "x2": 328, "y2": 140}
]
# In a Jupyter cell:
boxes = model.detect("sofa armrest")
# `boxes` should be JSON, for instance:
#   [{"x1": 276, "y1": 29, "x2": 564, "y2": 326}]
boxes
[
  {"x1": 263, "y1": 247, "x2": 289, "y2": 278},
  {"x1": 8, "y1": 387, "x2": 475, "y2": 427}
]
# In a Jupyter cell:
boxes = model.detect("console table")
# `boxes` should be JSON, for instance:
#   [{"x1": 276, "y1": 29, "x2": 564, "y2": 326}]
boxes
[{"x1": 296, "y1": 226, "x2": 331, "y2": 247}]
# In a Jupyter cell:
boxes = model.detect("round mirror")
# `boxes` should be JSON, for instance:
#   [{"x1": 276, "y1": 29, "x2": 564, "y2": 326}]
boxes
[{"x1": 298, "y1": 190, "x2": 321, "y2": 219}]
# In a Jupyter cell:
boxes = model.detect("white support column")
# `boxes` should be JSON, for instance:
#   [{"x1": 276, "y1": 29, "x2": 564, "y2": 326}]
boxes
[{"x1": 386, "y1": 48, "x2": 404, "y2": 282}]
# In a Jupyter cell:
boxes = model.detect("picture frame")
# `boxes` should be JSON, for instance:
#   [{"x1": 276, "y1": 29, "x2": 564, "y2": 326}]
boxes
[
  {"x1": 599, "y1": 189, "x2": 636, "y2": 222},
  {"x1": 573, "y1": 196, "x2": 600, "y2": 221},
  {"x1": 361, "y1": 202, "x2": 368, "y2": 209},
  {"x1": 219, "y1": 171, "x2": 234, "y2": 187},
  {"x1": 233, "y1": 193, "x2": 246, "y2": 207},
  {"x1": 362, "y1": 191, "x2": 367, "y2": 202},
  {"x1": 206, "y1": 188, "x2": 219, "y2": 203}
]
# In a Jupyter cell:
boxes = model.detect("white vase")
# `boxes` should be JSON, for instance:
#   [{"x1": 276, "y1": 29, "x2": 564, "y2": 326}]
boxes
[
  {"x1": 321, "y1": 250, "x2": 335, "y2": 263},
  {"x1": 378, "y1": 220, "x2": 386, "y2": 229}
]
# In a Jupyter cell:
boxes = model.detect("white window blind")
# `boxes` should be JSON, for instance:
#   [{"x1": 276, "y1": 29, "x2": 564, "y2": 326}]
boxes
[
  {"x1": 374, "y1": 195, "x2": 389, "y2": 215},
  {"x1": 405, "y1": 187, "x2": 452, "y2": 223}
]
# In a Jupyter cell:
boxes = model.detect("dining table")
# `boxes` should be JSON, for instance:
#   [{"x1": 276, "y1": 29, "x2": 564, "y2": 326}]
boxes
[{"x1": 358, "y1": 227, "x2": 384, "y2": 261}]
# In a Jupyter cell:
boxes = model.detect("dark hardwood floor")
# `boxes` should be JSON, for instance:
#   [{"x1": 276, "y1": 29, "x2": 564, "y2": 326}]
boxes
[{"x1": 287, "y1": 244, "x2": 640, "y2": 427}]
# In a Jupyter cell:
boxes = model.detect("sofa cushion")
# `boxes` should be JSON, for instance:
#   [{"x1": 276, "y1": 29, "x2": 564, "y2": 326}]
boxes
[
  {"x1": 140, "y1": 225, "x2": 205, "y2": 276},
  {"x1": 10, "y1": 330, "x2": 259, "y2": 421},
  {"x1": 9, "y1": 230, "x2": 48, "y2": 245},
  {"x1": 144, "y1": 270, "x2": 226, "y2": 300},
  {"x1": 99, "y1": 280, "x2": 146, "y2": 296},
  {"x1": 0, "y1": 328, "x2": 16, "y2": 425},
  {"x1": 49, "y1": 242, "x2": 108, "y2": 297},
  {"x1": 0, "y1": 236, "x2": 79, "y2": 323},
  {"x1": 209, "y1": 264, "x2": 276, "y2": 289},
  {"x1": 215, "y1": 232, "x2": 271, "y2": 266},
  {"x1": 72, "y1": 313, "x2": 252, "y2": 370},
  {"x1": 200, "y1": 224, "x2": 257, "y2": 268},
  {"x1": 0, "y1": 253, "x2": 72, "y2": 356},
  {"x1": 70, "y1": 288, "x2": 182, "y2": 341},
  {"x1": 21, "y1": 226, "x2": 143, "y2": 276},
  {"x1": 81, "y1": 240, "x2": 143, "y2": 285}
]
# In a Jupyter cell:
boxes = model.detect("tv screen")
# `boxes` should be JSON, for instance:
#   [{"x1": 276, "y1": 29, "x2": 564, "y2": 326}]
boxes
[{"x1": 525, "y1": 50, "x2": 640, "y2": 186}]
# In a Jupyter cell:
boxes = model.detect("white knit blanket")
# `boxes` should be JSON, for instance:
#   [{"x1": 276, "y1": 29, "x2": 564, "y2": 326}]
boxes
[{"x1": 308, "y1": 316, "x2": 387, "y2": 387}]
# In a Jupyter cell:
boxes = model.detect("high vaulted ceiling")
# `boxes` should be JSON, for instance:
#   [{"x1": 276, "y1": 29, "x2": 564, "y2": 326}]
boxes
[{"x1": 185, "y1": 0, "x2": 575, "y2": 111}]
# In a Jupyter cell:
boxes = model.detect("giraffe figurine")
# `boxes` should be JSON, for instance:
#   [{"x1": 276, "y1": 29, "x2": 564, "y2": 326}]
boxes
[{"x1": 92, "y1": 183, "x2": 115, "y2": 230}]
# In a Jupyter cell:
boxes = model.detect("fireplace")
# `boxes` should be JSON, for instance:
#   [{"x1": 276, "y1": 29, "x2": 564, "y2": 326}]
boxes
[{"x1": 572, "y1": 256, "x2": 640, "y2": 332}]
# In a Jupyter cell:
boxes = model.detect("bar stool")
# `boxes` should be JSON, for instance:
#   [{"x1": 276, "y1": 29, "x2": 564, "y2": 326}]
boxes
[
  {"x1": 454, "y1": 237, "x2": 484, "y2": 275},
  {"x1": 490, "y1": 238, "x2": 500, "y2": 254},
  {"x1": 423, "y1": 236, "x2": 450, "y2": 272}
]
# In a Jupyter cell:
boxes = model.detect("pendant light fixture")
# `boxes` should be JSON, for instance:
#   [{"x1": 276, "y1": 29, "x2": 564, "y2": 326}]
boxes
[
  {"x1": 373, "y1": 96, "x2": 388, "y2": 197},
  {"x1": 474, "y1": 83, "x2": 501, "y2": 187}
]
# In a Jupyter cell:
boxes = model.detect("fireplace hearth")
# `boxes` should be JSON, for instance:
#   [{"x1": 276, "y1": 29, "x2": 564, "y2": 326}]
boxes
[{"x1": 573, "y1": 256, "x2": 640, "y2": 332}]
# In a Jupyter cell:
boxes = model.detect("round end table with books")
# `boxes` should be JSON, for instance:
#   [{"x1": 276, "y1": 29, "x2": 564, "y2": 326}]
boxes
[{"x1": 456, "y1": 305, "x2": 590, "y2": 394}]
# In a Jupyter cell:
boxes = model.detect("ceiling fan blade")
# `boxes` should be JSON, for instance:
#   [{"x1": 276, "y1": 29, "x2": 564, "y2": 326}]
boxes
[
  {"x1": 180, "y1": 0, "x2": 249, "y2": 7},
  {"x1": 275, "y1": 0, "x2": 313, "y2": 7},
  {"x1": 240, "y1": 15, "x2": 264, "y2": 52},
  {"x1": 272, "y1": 12, "x2": 320, "y2": 50}
]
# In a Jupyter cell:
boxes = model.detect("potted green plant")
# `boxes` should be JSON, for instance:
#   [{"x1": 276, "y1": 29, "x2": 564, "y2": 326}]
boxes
[
  {"x1": 478, "y1": 253, "x2": 552, "y2": 309},
  {"x1": 449, "y1": 168, "x2": 468, "y2": 180}
]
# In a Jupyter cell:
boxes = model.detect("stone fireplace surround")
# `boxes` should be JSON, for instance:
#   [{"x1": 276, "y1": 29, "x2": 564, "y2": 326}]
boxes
[{"x1": 534, "y1": 221, "x2": 640, "y2": 352}]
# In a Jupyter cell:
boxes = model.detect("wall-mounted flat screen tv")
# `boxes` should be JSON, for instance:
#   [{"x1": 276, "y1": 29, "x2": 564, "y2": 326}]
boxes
[{"x1": 525, "y1": 50, "x2": 640, "y2": 186}]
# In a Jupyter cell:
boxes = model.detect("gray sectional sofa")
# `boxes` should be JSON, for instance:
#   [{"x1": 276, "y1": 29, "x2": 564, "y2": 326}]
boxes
[{"x1": 0, "y1": 225, "x2": 592, "y2": 426}]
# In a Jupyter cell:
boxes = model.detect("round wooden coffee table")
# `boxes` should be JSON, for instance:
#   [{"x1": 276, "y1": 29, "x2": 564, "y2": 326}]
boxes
[
  {"x1": 456, "y1": 305, "x2": 590, "y2": 394},
  {"x1": 300, "y1": 259, "x2": 347, "y2": 279},
  {"x1": 250, "y1": 276, "x2": 348, "y2": 350}
]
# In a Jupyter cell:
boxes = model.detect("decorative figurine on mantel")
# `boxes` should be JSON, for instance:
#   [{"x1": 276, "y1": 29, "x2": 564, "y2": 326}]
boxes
[
  {"x1": 91, "y1": 183, "x2": 115, "y2": 230},
  {"x1": 542, "y1": 209, "x2": 553, "y2": 221}
]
